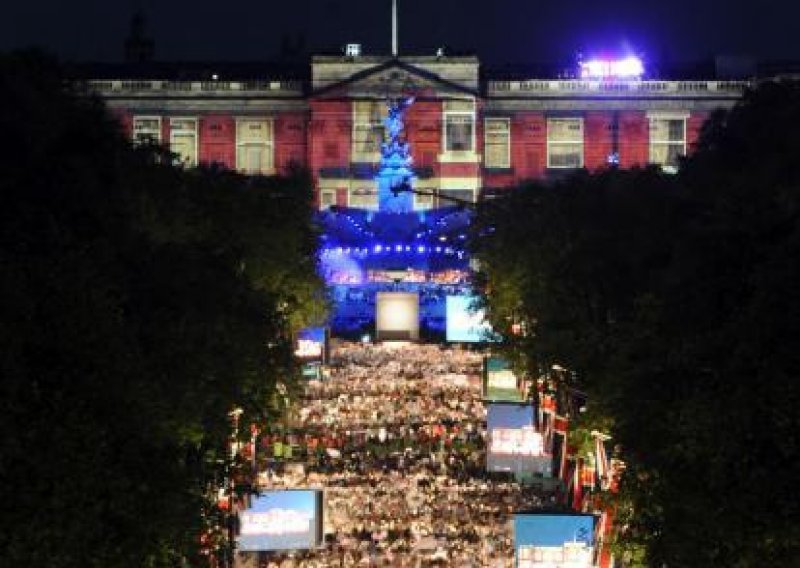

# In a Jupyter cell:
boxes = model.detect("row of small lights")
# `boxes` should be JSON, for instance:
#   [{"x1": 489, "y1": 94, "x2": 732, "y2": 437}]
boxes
[
  {"x1": 322, "y1": 208, "x2": 470, "y2": 241},
  {"x1": 320, "y1": 244, "x2": 466, "y2": 258}
]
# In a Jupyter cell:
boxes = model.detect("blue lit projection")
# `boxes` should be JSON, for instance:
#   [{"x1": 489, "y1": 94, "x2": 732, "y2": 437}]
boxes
[
  {"x1": 316, "y1": 97, "x2": 477, "y2": 338},
  {"x1": 377, "y1": 96, "x2": 415, "y2": 212}
]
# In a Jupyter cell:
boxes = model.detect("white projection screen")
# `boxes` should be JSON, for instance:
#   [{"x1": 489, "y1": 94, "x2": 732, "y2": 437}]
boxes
[{"x1": 376, "y1": 292, "x2": 419, "y2": 341}]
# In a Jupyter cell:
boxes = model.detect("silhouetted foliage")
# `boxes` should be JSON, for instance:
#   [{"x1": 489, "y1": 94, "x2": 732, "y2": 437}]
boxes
[
  {"x1": 474, "y1": 81, "x2": 800, "y2": 566},
  {"x1": 0, "y1": 51, "x2": 324, "y2": 567}
]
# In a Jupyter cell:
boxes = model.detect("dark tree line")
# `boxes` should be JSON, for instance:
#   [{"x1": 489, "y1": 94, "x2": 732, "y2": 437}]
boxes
[
  {"x1": 473, "y1": 80, "x2": 800, "y2": 566},
  {"x1": 0, "y1": 52, "x2": 325, "y2": 567}
]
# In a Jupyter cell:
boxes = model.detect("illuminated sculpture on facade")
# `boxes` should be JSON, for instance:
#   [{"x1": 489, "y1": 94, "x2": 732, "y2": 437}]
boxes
[
  {"x1": 317, "y1": 95, "x2": 473, "y2": 336},
  {"x1": 377, "y1": 96, "x2": 416, "y2": 212}
]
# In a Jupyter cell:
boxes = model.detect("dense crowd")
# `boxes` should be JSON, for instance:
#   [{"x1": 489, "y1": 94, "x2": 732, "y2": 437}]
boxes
[{"x1": 250, "y1": 343, "x2": 547, "y2": 567}]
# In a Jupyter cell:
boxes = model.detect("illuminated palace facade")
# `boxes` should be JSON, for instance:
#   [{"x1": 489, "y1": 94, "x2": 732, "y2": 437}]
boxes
[
  {"x1": 83, "y1": 54, "x2": 748, "y2": 210},
  {"x1": 83, "y1": 53, "x2": 750, "y2": 336}
]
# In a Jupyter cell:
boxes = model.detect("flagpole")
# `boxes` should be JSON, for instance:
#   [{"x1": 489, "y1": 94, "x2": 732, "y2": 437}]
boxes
[{"x1": 392, "y1": 0, "x2": 398, "y2": 56}]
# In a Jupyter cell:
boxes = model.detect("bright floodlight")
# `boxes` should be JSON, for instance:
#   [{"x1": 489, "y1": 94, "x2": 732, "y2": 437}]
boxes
[{"x1": 580, "y1": 56, "x2": 643, "y2": 79}]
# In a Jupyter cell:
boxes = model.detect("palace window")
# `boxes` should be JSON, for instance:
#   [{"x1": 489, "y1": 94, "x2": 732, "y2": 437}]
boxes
[
  {"x1": 484, "y1": 118, "x2": 510, "y2": 168},
  {"x1": 170, "y1": 118, "x2": 198, "y2": 167},
  {"x1": 547, "y1": 117, "x2": 584, "y2": 168},
  {"x1": 443, "y1": 100, "x2": 475, "y2": 153},
  {"x1": 352, "y1": 101, "x2": 385, "y2": 162},
  {"x1": 236, "y1": 119, "x2": 274, "y2": 174},
  {"x1": 649, "y1": 115, "x2": 686, "y2": 173},
  {"x1": 132, "y1": 116, "x2": 161, "y2": 145},
  {"x1": 348, "y1": 187, "x2": 378, "y2": 210},
  {"x1": 319, "y1": 189, "x2": 336, "y2": 211},
  {"x1": 413, "y1": 186, "x2": 435, "y2": 211}
]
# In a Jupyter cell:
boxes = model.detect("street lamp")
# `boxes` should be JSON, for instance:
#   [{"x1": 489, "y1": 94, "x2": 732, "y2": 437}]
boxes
[{"x1": 225, "y1": 407, "x2": 244, "y2": 568}]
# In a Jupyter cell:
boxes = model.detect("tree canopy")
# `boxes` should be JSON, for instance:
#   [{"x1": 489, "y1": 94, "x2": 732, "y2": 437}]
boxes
[
  {"x1": 473, "y1": 80, "x2": 800, "y2": 566},
  {"x1": 0, "y1": 52, "x2": 325, "y2": 567}
]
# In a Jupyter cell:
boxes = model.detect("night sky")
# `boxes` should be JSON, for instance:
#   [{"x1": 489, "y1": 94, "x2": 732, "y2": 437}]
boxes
[{"x1": 2, "y1": 0, "x2": 799, "y2": 66}]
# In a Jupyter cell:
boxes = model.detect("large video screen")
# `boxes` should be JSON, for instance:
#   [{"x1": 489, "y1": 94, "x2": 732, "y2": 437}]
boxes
[
  {"x1": 376, "y1": 292, "x2": 419, "y2": 340},
  {"x1": 295, "y1": 327, "x2": 328, "y2": 363},
  {"x1": 484, "y1": 357, "x2": 524, "y2": 402},
  {"x1": 237, "y1": 490, "x2": 323, "y2": 552},
  {"x1": 301, "y1": 362, "x2": 323, "y2": 380},
  {"x1": 514, "y1": 513, "x2": 595, "y2": 568},
  {"x1": 446, "y1": 295, "x2": 496, "y2": 343},
  {"x1": 487, "y1": 404, "x2": 550, "y2": 475}
]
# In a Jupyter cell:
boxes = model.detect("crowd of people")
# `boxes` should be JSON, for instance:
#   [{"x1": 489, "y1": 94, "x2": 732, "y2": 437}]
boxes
[{"x1": 248, "y1": 342, "x2": 550, "y2": 567}]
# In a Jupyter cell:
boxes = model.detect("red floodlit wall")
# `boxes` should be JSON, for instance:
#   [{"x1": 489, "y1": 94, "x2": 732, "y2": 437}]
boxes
[
  {"x1": 584, "y1": 112, "x2": 614, "y2": 171},
  {"x1": 687, "y1": 112, "x2": 709, "y2": 153},
  {"x1": 308, "y1": 100, "x2": 351, "y2": 172},
  {"x1": 406, "y1": 100, "x2": 442, "y2": 176},
  {"x1": 274, "y1": 112, "x2": 308, "y2": 173},
  {"x1": 510, "y1": 112, "x2": 547, "y2": 182},
  {"x1": 440, "y1": 162, "x2": 480, "y2": 177},
  {"x1": 618, "y1": 111, "x2": 648, "y2": 168},
  {"x1": 199, "y1": 115, "x2": 235, "y2": 169},
  {"x1": 483, "y1": 171, "x2": 516, "y2": 189}
]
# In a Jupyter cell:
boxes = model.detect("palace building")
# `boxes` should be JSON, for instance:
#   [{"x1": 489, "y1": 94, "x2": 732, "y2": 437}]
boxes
[
  {"x1": 76, "y1": 48, "x2": 764, "y2": 337},
  {"x1": 76, "y1": 1, "x2": 785, "y2": 338},
  {"x1": 77, "y1": 51, "x2": 752, "y2": 210}
]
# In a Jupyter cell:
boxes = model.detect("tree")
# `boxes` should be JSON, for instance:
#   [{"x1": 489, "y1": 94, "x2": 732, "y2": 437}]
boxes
[
  {"x1": 473, "y1": 80, "x2": 800, "y2": 566},
  {"x1": 0, "y1": 51, "x2": 325, "y2": 567}
]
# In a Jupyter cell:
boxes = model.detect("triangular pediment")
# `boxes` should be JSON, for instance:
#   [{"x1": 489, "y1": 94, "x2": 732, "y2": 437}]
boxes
[{"x1": 311, "y1": 59, "x2": 478, "y2": 99}]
